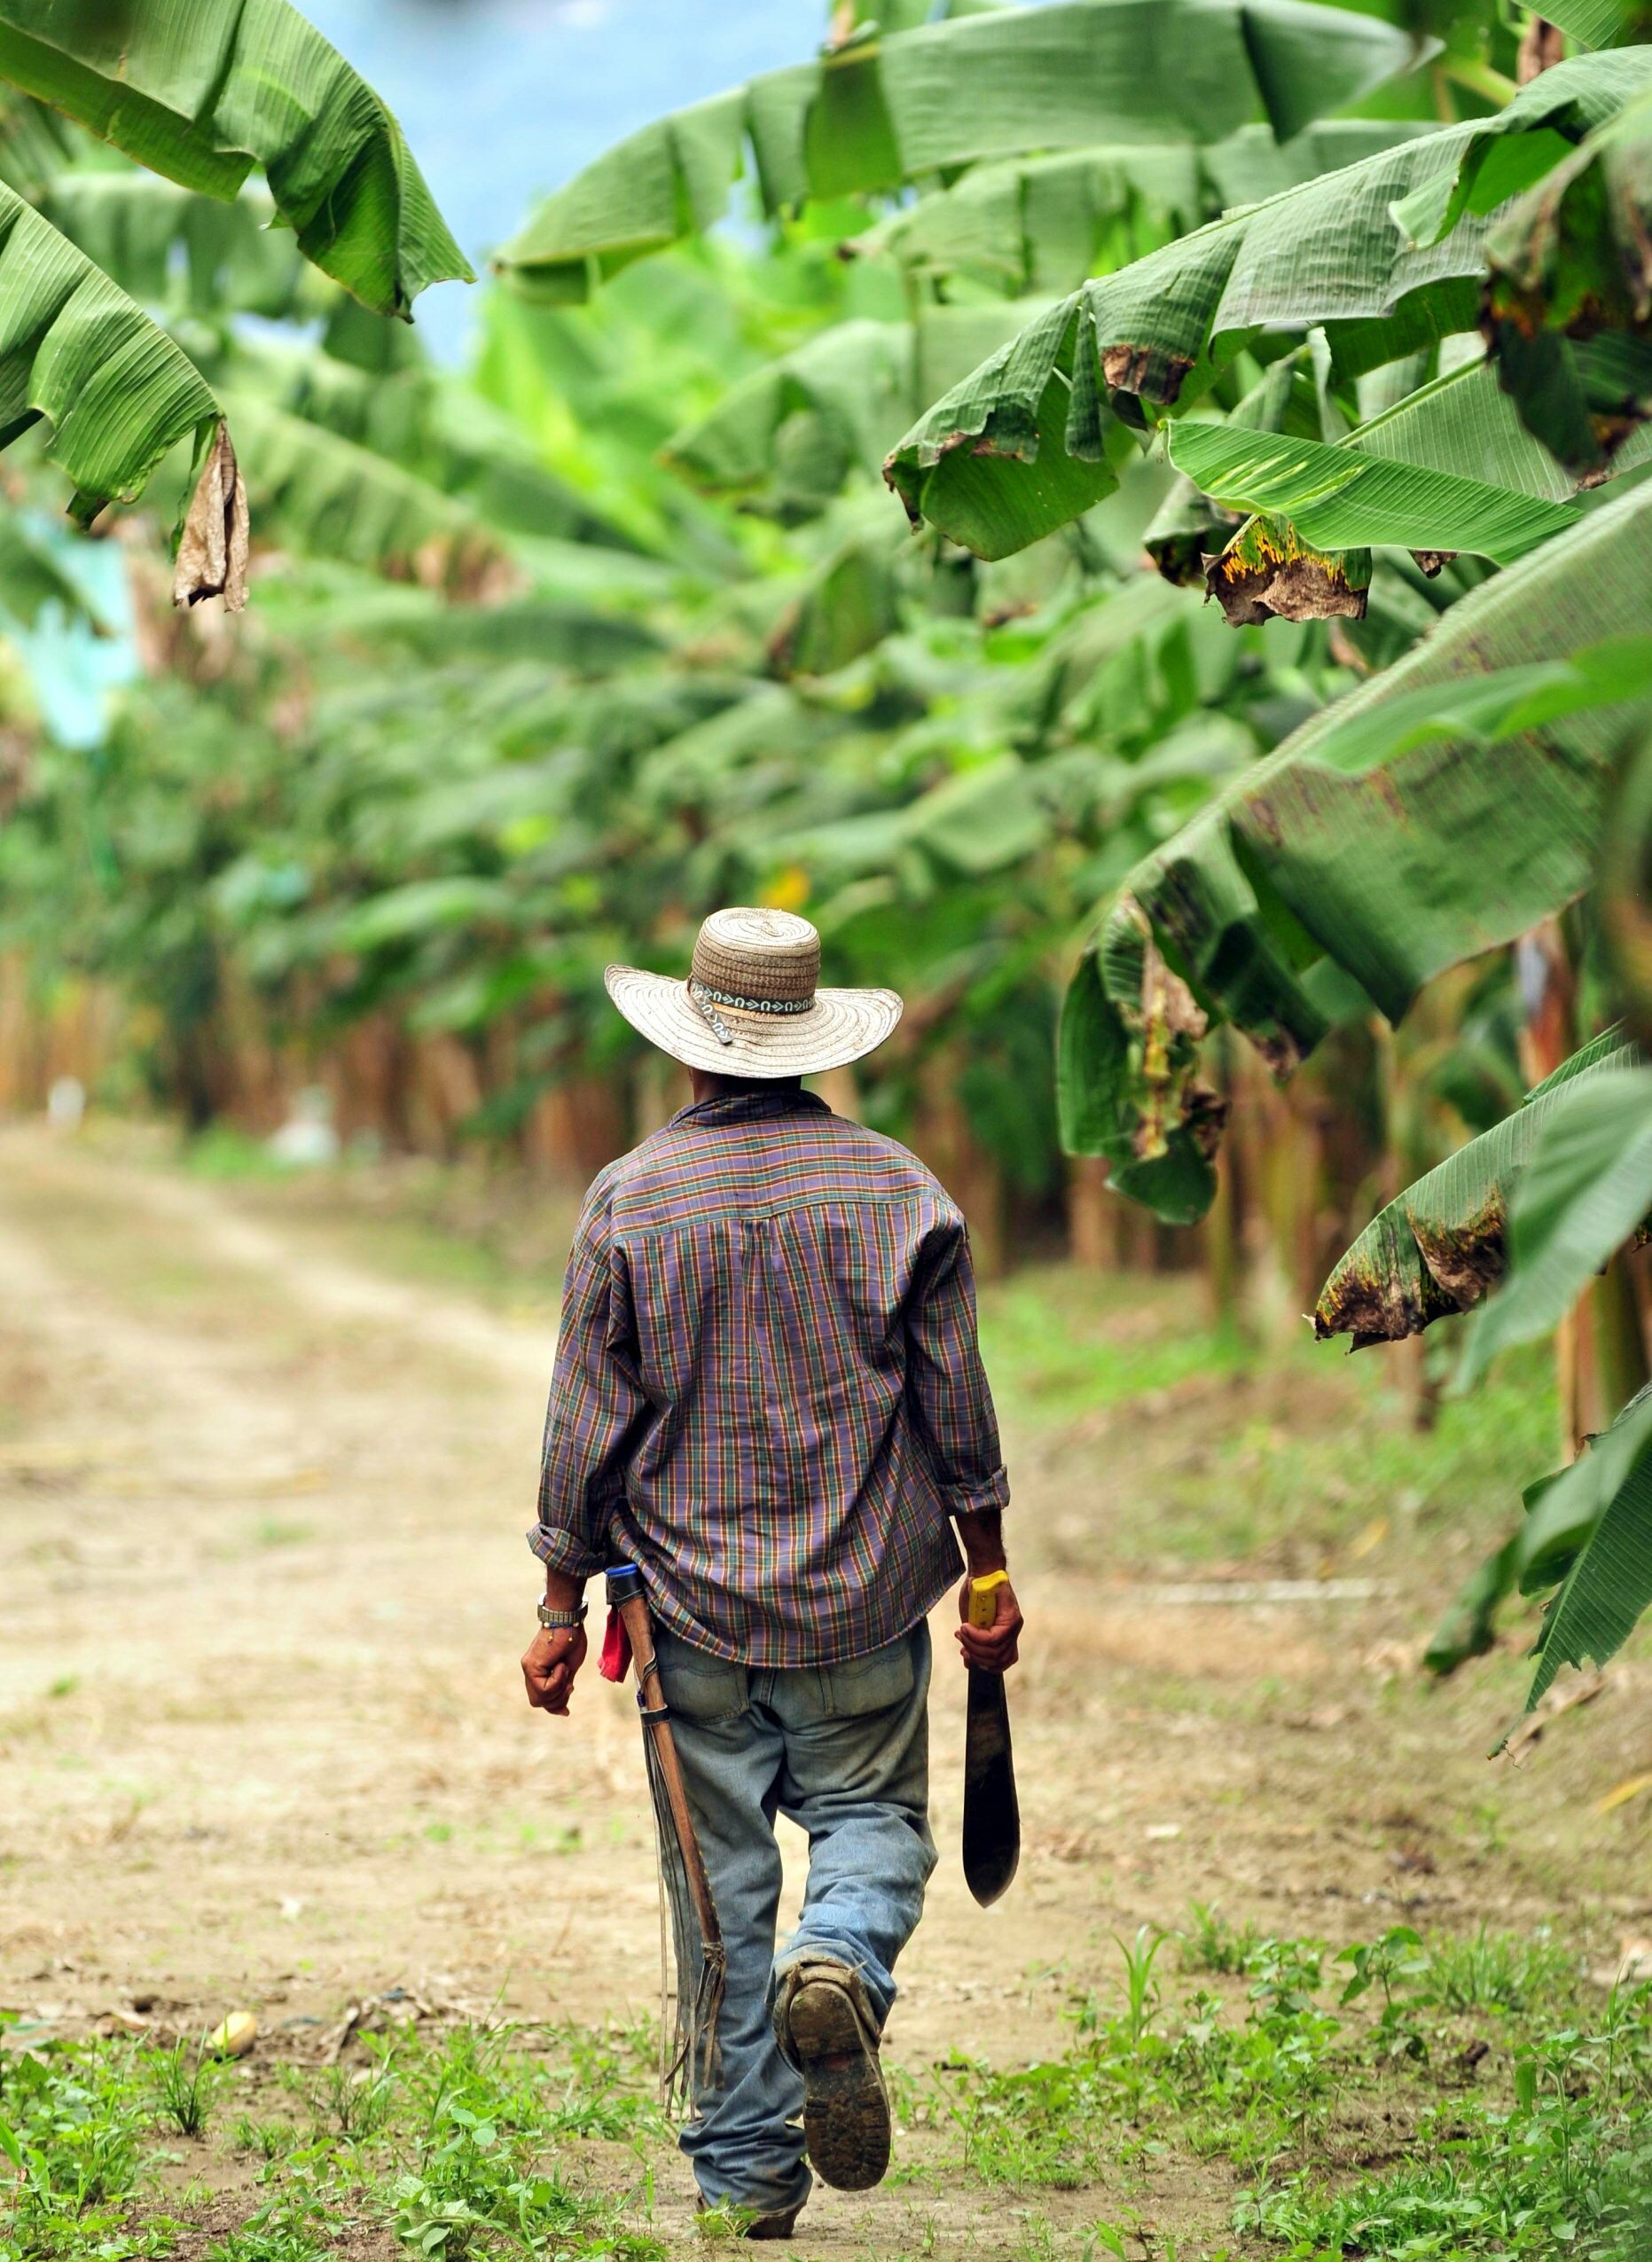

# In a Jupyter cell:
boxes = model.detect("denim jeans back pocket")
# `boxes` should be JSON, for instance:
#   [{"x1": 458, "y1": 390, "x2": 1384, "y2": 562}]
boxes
[
  {"x1": 654, "y1": 1630, "x2": 749, "y2": 1725},
  {"x1": 818, "y1": 1632, "x2": 916, "y2": 1720}
]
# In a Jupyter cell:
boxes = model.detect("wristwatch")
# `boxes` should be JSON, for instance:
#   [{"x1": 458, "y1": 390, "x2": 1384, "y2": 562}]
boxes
[{"x1": 536, "y1": 1600, "x2": 589, "y2": 1632}]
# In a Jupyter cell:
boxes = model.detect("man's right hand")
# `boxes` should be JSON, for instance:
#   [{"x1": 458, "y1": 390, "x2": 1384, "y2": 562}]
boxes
[{"x1": 521, "y1": 1624, "x2": 588, "y2": 1717}]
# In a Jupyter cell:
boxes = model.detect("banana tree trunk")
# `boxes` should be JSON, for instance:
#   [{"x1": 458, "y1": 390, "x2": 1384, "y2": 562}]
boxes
[{"x1": 1515, "y1": 919, "x2": 1595, "y2": 1457}]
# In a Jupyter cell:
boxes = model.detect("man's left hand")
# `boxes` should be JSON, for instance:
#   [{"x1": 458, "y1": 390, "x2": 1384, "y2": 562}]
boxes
[
  {"x1": 955, "y1": 1576, "x2": 1023, "y2": 1674},
  {"x1": 521, "y1": 1625, "x2": 588, "y2": 1716}
]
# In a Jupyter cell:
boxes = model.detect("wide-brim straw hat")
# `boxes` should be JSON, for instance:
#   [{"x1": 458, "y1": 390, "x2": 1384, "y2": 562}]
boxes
[{"x1": 605, "y1": 907, "x2": 902, "y2": 1078}]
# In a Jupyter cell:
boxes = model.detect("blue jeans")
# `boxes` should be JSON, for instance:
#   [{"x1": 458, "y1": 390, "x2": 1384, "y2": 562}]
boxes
[{"x1": 650, "y1": 1619, "x2": 936, "y2": 2215}]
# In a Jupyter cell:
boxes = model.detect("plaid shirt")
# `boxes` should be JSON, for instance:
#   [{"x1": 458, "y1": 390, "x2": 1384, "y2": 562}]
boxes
[{"x1": 530, "y1": 1087, "x2": 1008, "y2": 1664}]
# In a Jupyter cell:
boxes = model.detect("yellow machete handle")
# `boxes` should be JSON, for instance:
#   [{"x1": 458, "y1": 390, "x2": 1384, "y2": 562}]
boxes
[{"x1": 967, "y1": 1569, "x2": 1010, "y2": 1628}]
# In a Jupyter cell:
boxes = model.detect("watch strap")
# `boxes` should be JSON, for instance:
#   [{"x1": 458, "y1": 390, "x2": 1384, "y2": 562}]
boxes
[{"x1": 536, "y1": 1600, "x2": 589, "y2": 1632}]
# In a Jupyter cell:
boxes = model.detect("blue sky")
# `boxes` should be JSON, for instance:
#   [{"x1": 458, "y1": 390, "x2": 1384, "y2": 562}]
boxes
[{"x1": 304, "y1": 0, "x2": 825, "y2": 357}]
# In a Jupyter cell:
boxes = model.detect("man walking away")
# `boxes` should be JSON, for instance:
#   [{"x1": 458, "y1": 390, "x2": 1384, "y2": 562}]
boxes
[{"x1": 520, "y1": 907, "x2": 1022, "y2": 2237}]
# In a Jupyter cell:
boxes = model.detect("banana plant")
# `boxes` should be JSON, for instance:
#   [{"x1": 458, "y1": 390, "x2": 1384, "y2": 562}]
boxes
[
  {"x1": 1482, "y1": 87, "x2": 1652, "y2": 474},
  {"x1": 884, "y1": 51, "x2": 1652, "y2": 561},
  {"x1": 1058, "y1": 489, "x2": 1652, "y2": 1222},
  {"x1": 0, "y1": 0, "x2": 470, "y2": 316},
  {"x1": 492, "y1": 0, "x2": 1422, "y2": 304},
  {"x1": 0, "y1": 0, "x2": 466, "y2": 598},
  {"x1": 1314, "y1": 1028, "x2": 1644, "y2": 1348},
  {"x1": 1428, "y1": 1383, "x2": 1652, "y2": 1701}
]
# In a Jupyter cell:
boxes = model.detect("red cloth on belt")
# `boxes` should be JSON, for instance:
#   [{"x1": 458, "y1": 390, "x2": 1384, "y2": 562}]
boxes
[{"x1": 599, "y1": 1606, "x2": 632, "y2": 1684}]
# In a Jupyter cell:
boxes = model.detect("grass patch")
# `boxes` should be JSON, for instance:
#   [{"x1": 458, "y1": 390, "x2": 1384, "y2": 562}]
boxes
[
  {"x1": 898, "y1": 1921, "x2": 1652, "y2": 2258},
  {"x1": 979, "y1": 1268, "x2": 1249, "y2": 1427},
  {"x1": 2, "y1": 1934, "x2": 1648, "y2": 2258},
  {"x1": 0, "y1": 2016, "x2": 663, "y2": 2262}
]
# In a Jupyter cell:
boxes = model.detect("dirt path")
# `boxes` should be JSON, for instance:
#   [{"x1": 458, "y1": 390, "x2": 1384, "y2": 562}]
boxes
[{"x1": 3, "y1": 1125, "x2": 1648, "y2": 2252}]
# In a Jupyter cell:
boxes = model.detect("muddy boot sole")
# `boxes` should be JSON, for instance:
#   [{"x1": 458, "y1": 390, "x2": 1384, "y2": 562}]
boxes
[{"x1": 786, "y1": 1975, "x2": 890, "y2": 2192}]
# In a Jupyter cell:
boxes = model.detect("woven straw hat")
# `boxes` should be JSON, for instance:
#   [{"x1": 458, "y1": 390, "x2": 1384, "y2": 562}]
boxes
[{"x1": 605, "y1": 908, "x2": 902, "y2": 1078}]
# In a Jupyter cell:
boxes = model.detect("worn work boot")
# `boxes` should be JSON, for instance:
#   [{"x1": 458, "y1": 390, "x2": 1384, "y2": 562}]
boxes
[{"x1": 775, "y1": 1959, "x2": 890, "y2": 2192}]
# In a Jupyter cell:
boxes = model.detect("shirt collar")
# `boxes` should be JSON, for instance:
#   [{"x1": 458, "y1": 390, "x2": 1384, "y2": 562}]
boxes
[{"x1": 669, "y1": 1087, "x2": 831, "y2": 1131}]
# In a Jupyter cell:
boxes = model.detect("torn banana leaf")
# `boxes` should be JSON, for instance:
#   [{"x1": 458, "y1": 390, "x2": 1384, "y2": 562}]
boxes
[
  {"x1": 1482, "y1": 90, "x2": 1652, "y2": 476},
  {"x1": 224, "y1": 395, "x2": 506, "y2": 583},
  {"x1": 1145, "y1": 350, "x2": 1315, "y2": 585},
  {"x1": 889, "y1": 302, "x2": 1135, "y2": 560},
  {"x1": 886, "y1": 51, "x2": 1652, "y2": 558},
  {"x1": 0, "y1": 175, "x2": 221, "y2": 522},
  {"x1": 1315, "y1": 1028, "x2": 1641, "y2": 1348},
  {"x1": 1164, "y1": 356, "x2": 1609, "y2": 615},
  {"x1": 1202, "y1": 514, "x2": 1370, "y2": 624},
  {"x1": 1504, "y1": 1384, "x2": 1652, "y2": 1727},
  {"x1": 1454, "y1": 1066, "x2": 1652, "y2": 1388},
  {"x1": 1057, "y1": 481, "x2": 1652, "y2": 1222},
  {"x1": 1167, "y1": 421, "x2": 1581, "y2": 565},
  {"x1": 493, "y1": 0, "x2": 1421, "y2": 302},
  {"x1": 0, "y1": 0, "x2": 469, "y2": 316},
  {"x1": 1429, "y1": 1380, "x2": 1652, "y2": 1679}
]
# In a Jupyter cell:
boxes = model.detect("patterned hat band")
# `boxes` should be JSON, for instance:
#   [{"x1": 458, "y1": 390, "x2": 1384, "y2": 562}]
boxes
[{"x1": 686, "y1": 977, "x2": 815, "y2": 1047}]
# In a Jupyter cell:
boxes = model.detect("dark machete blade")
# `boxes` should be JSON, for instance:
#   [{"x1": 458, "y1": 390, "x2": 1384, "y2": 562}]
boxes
[{"x1": 962, "y1": 1665, "x2": 1020, "y2": 1906}]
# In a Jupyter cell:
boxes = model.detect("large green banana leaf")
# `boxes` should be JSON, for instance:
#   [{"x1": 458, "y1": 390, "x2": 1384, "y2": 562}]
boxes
[
  {"x1": 1482, "y1": 89, "x2": 1652, "y2": 475},
  {"x1": 493, "y1": 0, "x2": 1421, "y2": 304},
  {"x1": 1167, "y1": 420, "x2": 1580, "y2": 565},
  {"x1": 1455, "y1": 1065, "x2": 1652, "y2": 1385},
  {"x1": 886, "y1": 51, "x2": 1652, "y2": 559},
  {"x1": 1507, "y1": 1384, "x2": 1652, "y2": 1723},
  {"x1": 851, "y1": 121, "x2": 1436, "y2": 295},
  {"x1": 1534, "y1": 0, "x2": 1649, "y2": 43},
  {"x1": 1428, "y1": 1381, "x2": 1652, "y2": 1683},
  {"x1": 1158, "y1": 356, "x2": 1609, "y2": 616},
  {"x1": 1057, "y1": 482, "x2": 1652, "y2": 1223},
  {"x1": 43, "y1": 169, "x2": 304, "y2": 318},
  {"x1": 0, "y1": 172, "x2": 220, "y2": 522},
  {"x1": 224, "y1": 395, "x2": 505, "y2": 581},
  {"x1": 1314, "y1": 1029, "x2": 1640, "y2": 1349},
  {"x1": 0, "y1": 0, "x2": 469, "y2": 316}
]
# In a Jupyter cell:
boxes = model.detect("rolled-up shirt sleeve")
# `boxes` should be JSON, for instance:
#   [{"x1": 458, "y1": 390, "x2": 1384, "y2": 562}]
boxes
[
  {"x1": 529, "y1": 1175, "x2": 649, "y2": 1577},
  {"x1": 904, "y1": 1209, "x2": 1010, "y2": 1518}
]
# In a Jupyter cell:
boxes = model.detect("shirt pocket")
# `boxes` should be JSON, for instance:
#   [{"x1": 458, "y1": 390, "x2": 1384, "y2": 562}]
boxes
[
  {"x1": 654, "y1": 1631, "x2": 749, "y2": 1725},
  {"x1": 818, "y1": 1633, "x2": 917, "y2": 1720}
]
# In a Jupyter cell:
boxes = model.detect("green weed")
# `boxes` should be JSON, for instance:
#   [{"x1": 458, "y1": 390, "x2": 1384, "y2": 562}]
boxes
[
  {"x1": 902, "y1": 1925, "x2": 1652, "y2": 2258},
  {"x1": 1181, "y1": 1904, "x2": 1264, "y2": 1976},
  {"x1": 0, "y1": 2036, "x2": 148, "y2": 2257},
  {"x1": 147, "y1": 2039, "x2": 220, "y2": 2139},
  {"x1": 1429, "y1": 1922, "x2": 1579, "y2": 2015}
]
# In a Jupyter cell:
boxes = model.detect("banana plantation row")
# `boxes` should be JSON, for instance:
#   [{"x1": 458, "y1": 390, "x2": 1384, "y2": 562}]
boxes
[{"x1": 0, "y1": 0, "x2": 1647, "y2": 1743}]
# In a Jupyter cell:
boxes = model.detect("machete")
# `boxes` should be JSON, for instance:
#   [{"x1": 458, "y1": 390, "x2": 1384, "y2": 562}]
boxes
[{"x1": 961, "y1": 1571, "x2": 1020, "y2": 1906}]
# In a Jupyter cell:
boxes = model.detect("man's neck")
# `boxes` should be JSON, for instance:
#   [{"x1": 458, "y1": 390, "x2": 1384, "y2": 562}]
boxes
[{"x1": 687, "y1": 1068, "x2": 804, "y2": 1106}]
